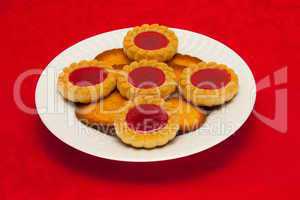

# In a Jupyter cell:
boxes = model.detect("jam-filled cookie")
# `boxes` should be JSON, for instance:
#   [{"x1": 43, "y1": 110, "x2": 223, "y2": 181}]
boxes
[
  {"x1": 57, "y1": 60, "x2": 116, "y2": 103},
  {"x1": 75, "y1": 91, "x2": 128, "y2": 135},
  {"x1": 166, "y1": 98, "x2": 206, "y2": 133},
  {"x1": 117, "y1": 60, "x2": 177, "y2": 99},
  {"x1": 123, "y1": 24, "x2": 178, "y2": 62},
  {"x1": 114, "y1": 96, "x2": 179, "y2": 148},
  {"x1": 95, "y1": 48, "x2": 132, "y2": 70},
  {"x1": 168, "y1": 54, "x2": 203, "y2": 81},
  {"x1": 179, "y1": 62, "x2": 239, "y2": 107}
]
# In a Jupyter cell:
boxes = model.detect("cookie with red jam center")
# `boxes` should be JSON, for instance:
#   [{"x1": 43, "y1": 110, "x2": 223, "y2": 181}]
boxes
[
  {"x1": 123, "y1": 24, "x2": 178, "y2": 62},
  {"x1": 57, "y1": 60, "x2": 116, "y2": 103},
  {"x1": 117, "y1": 60, "x2": 176, "y2": 99},
  {"x1": 179, "y1": 62, "x2": 239, "y2": 106},
  {"x1": 114, "y1": 96, "x2": 179, "y2": 149}
]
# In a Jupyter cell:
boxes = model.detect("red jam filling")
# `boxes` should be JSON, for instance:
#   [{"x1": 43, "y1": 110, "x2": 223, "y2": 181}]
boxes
[
  {"x1": 69, "y1": 67, "x2": 108, "y2": 87},
  {"x1": 126, "y1": 104, "x2": 169, "y2": 132},
  {"x1": 128, "y1": 66, "x2": 165, "y2": 89},
  {"x1": 191, "y1": 68, "x2": 231, "y2": 89},
  {"x1": 134, "y1": 31, "x2": 169, "y2": 50}
]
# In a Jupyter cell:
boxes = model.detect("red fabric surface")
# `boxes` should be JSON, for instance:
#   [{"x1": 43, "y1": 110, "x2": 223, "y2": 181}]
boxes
[{"x1": 0, "y1": 0, "x2": 298, "y2": 199}]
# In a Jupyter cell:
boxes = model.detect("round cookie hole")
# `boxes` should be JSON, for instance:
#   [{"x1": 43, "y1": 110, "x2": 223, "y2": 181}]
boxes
[
  {"x1": 134, "y1": 31, "x2": 169, "y2": 50},
  {"x1": 191, "y1": 68, "x2": 231, "y2": 89},
  {"x1": 69, "y1": 67, "x2": 108, "y2": 87},
  {"x1": 125, "y1": 104, "x2": 169, "y2": 132},
  {"x1": 128, "y1": 66, "x2": 166, "y2": 89}
]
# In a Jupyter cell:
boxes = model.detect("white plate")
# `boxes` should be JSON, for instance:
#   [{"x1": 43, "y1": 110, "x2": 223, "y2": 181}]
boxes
[{"x1": 35, "y1": 28, "x2": 256, "y2": 162}]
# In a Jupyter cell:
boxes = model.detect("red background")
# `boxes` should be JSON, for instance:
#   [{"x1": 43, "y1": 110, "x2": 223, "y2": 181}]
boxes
[{"x1": 1, "y1": 0, "x2": 298, "y2": 199}]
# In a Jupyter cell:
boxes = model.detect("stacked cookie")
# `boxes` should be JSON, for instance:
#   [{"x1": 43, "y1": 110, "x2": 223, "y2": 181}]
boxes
[{"x1": 57, "y1": 24, "x2": 238, "y2": 149}]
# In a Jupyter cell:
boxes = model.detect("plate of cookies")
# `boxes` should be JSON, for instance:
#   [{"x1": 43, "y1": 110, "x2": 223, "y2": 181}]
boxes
[{"x1": 35, "y1": 24, "x2": 256, "y2": 162}]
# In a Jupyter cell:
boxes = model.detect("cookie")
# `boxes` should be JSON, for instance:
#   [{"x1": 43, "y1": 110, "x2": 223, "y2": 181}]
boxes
[
  {"x1": 123, "y1": 24, "x2": 178, "y2": 62},
  {"x1": 75, "y1": 91, "x2": 128, "y2": 134},
  {"x1": 114, "y1": 96, "x2": 179, "y2": 149},
  {"x1": 179, "y1": 62, "x2": 239, "y2": 106},
  {"x1": 57, "y1": 60, "x2": 116, "y2": 103},
  {"x1": 117, "y1": 59, "x2": 177, "y2": 99},
  {"x1": 166, "y1": 98, "x2": 206, "y2": 133},
  {"x1": 168, "y1": 53, "x2": 202, "y2": 81},
  {"x1": 95, "y1": 48, "x2": 132, "y2": 70}
]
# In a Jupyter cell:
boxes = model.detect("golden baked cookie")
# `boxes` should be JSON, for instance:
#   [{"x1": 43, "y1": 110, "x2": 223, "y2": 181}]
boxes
[
  {"x1": 166, "y1": 98, "x2": 206, "y2": 133},
  {"x1": 179, "y1": 62, "x2": 239, "y2": 107},
  {"x1": 168, "y1": 53, "x2": 203, "y2": 81},
  {"x1": 168, "y1": 53, "x2": 203, "y2": 67},
  {"x1": 75, "y1": 91, "x2": 128, "y2": 134},
  {"x1": 95, "y1": 48, "x2": 132, "y2": 70},
  {"x1": 75, "y1": 91, "x2": 128, "y2": 126},
  {"x1": 123, "y1": 24, "x2": 178, "y2": 62},
  {"x1": 117, "y1": 60, "x2": 177, "y2": 99},
  {"x1": 114, "y1": 96, "x2": 179, "y2": 149},
  {"x1": 57, "y1": 60, "x2": 116, "y2": 103}
]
